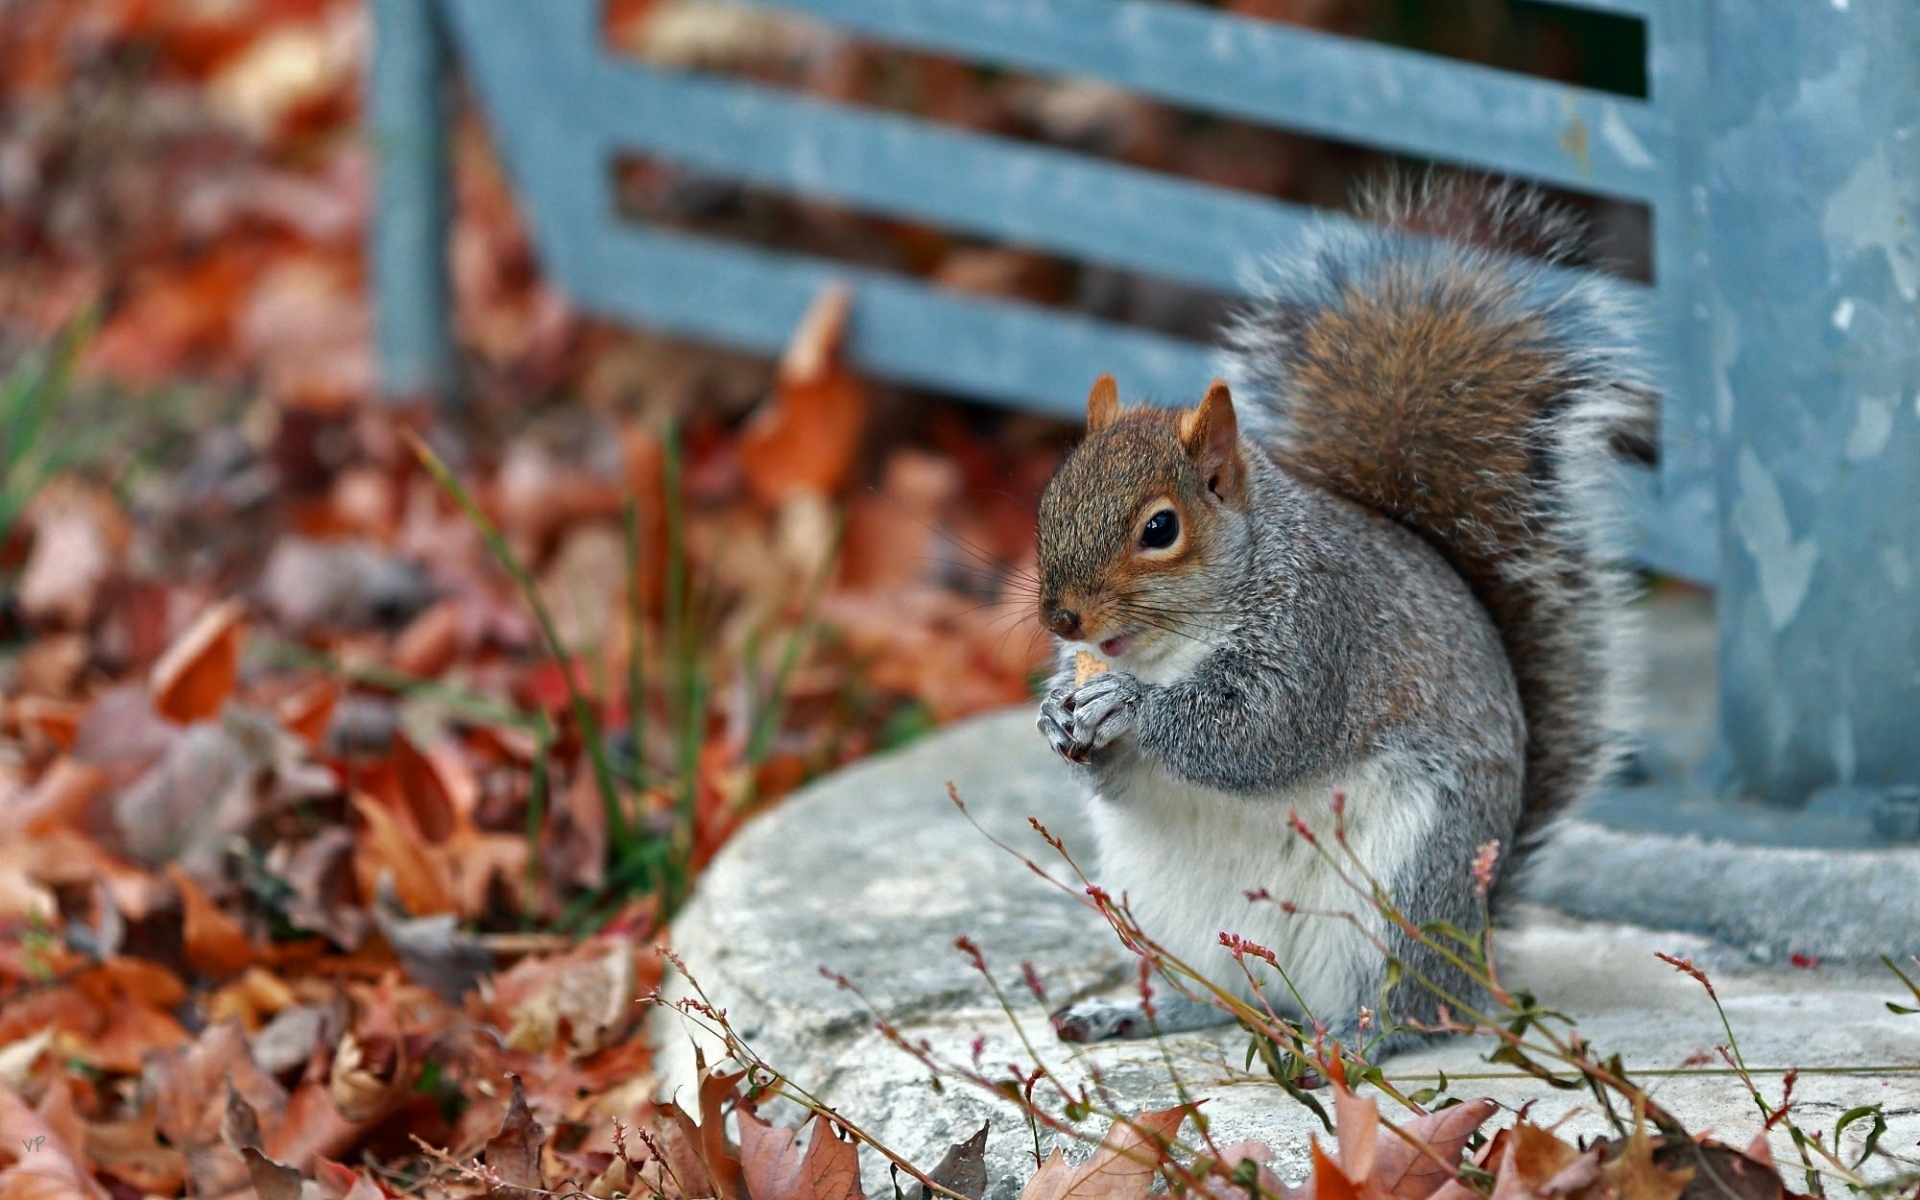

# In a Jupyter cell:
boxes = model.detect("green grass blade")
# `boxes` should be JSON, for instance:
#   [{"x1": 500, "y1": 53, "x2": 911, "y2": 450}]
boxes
[
  {"x1": 624, "y1": 496, "x2": 648, "y2": 793},
  {"x1": 404, "y1": 429, "x2": 634, "y2": 864},
  {"x1": 746, "y1": 514, "x2": 841, "y2": 765}
]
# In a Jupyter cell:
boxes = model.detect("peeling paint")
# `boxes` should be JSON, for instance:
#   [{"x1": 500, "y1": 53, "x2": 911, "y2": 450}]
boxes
[
  {"x1": 1832, "y1": 297, "x2": 1855, "y2": 330},
  {"x1": 1711, "y1": 299, "x2": 1740, "y2": 434},
  {"x1": 1823, "y1": 148, "x2": 1920, "y2": 302},
  {"x1": 1831, "y1": 711, "x2": 1856, "y2": 784},
  {"x1": 1558, "y1": 116, "x2": 1591, "y2": 176},
  {"x1": 1732, "y1": 447, "x2": 1818, "y2": 632},
  {"x1": 1883, "y1": 546, "x2": 1913, "y2": 592},
  {"x1": 1845, "y1": 394, "x2": 1895, "y2": 461},
  {"x1": 1600, "y1": 102, "x2": 1656, "y2": 169}
]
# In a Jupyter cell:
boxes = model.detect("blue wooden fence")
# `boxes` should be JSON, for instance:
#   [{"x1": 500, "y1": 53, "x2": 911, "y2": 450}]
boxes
[{"x1": 370, "y1": 0, "x2": 1920, "y2": 841}]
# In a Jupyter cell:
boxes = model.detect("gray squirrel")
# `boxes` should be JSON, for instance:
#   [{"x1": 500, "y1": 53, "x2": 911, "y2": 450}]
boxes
[{"x1": 1033, "y1": 179, "x2": 1648, "y2": 1054}]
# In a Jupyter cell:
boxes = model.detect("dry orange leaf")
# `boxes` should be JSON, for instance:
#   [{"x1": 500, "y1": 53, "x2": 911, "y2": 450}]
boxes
[
  {"x1": 738, "y1": 285, "x2": 868, "y2": 506},
  {"x1": 11, "y1": 696, "x2": 86, "y2": 750},
  {"x1": 350, "y1": 792, "x2": 453, "y2": 917},
  {"x1": 1022, "y1": 1106, "x2": 1189, "y2": 1200},
  {"x1": 166, "y1": 865, "x2": 257, "y2": 979},
  {"x1": 391, "y1": 600, "x2": 462, "y2": 679},
  {"x1": 392, "y1": 734, "x2": 456, "y2": 843},
  {"x1": 1599, "y1": 1129, "x2": 1692, "y2": 1200},
  {"x1": 275, "y1": 677, "x2": 339, "y2": 746},
  {"x1": 150, "y1": 598, "x2": 247, "y2": 724},
  {"x1": 741, "y1": 1108, "x2": 865, "y2": 1200},
  {"x1": 1374, "y1": 1099, "x2": 1501, "y2": 1200}
]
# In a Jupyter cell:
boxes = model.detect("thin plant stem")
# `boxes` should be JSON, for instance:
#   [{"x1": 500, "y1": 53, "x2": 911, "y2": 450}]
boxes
[{"x1": 404, "y1": 429, "x2": 632, "y2": 862}]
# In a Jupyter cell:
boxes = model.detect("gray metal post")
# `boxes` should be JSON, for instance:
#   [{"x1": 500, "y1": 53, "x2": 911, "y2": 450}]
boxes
[
  {"x1": 369, "y1": 0, "x2": 455, "y2": 403},
  {"x1": 1706, "y1": 1, "x2": 1920, "y2": 807}
]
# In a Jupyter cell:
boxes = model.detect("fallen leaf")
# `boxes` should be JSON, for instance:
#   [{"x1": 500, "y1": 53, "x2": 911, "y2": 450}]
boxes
[
  {"x1": 1040, "y1": 1106, "x2": 1188, "y2": 1200},
  {"x1": 277, "y1": 827, "x2": 370, "y2": 948},
  {"x1": 1600, "y1": 1129, "x2": 1692, "y2": 1200},
  {"x1": 83, "y1": 1111, "x2": 189, "y2": 1195},
  {"x1": 740, "y1": 1110, "x2": 864, "y2": 1200},
  {"x1": 112, "y1": 720, "x2": 259, "y2": 878},
  {"x1": 504, "y1": 938, "x2": 636, "y2": 1057},
  {"x1": 392, "y1": 734, "x2": 456, "y2": 843},
  {"x1": 1333, "y1": 1085, "x2": 1380, "y2": 1186},
  {"x1": 14, "y1": 634, "x2": 89, "y2": 699},
  {"x1": 242, "y1": 1146, "x2": 304, "y2": 1200},
  {"x1": 483, "y1": 1076, "x2": 547, "y2": 1192},
  {"x1": 275, "y1": 676, "x2": 340, "y2": 746},
  {"x1": 328, "y1": 1031, "x2": 409, "y2": 1124},
  {"x1": 738, "y1": 284, "x2": 867, "y2": 505},
  {"x1": 1490, "y1": 1122, "x2": 1601, "y2": 1200},
  {"x1": 1022, "y1": 1148, "x2": 1074, "y2": 1200},
  {"x1": 18, "y1": 479, "x2": 127, "y2": 630},
  {"x1": 0, "y1": 1032, "x2": 52, "y2": 1091},
  {"x1": 352, "y1": 792, "x2": 454, "y2": 916},
  {"x1": 10, "y1": 697, "x2": 85, "y2": 751},
  {"x1": 392, "y1": 600, "x2": 463, "y2": 678},
  {"x1": 1374, "y1": 1099, "x2": 1500, "y2": 1200},
  {"x1": 259, "y1": 537, "x2": 433, "y2": 631},
  {"x1": 167, "y1": 864, "x2": 258, "y2": 978},
  {"x1": 914, "y1": 1124, "x2": 989, "y2": 1200},
  {"x1": 370, "y1": 878, "x2": 491, "y2": 1002},
  {"x1": 0, "y1": 757, "x2": 109, "y2": 837},
  {"x1": 150, "y1": 598, "x2": 247, "y2": 723},
  {"x1": 0, "y1": 1081, "x2": 110, "y2": 1200},
  {"x1": 1312, "y1": 1137, "x2": 1363, "y2": 1200}
]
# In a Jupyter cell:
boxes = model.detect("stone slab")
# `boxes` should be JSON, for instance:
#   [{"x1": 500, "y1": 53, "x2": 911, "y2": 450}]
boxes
[{"x1": 656, "y1": 709, "x2": 1920, "y2": 1198}]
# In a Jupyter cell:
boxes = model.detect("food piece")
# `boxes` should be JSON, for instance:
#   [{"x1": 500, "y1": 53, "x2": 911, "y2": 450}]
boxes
[{"x1": 1074, "y1": 650, "x2": 1108, "y2": 688}]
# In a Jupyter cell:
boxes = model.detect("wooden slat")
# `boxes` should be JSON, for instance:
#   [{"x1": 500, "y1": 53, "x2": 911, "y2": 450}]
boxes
[
  {"x1": 587, "y1": 62, "x2": 1321, "y2": 295},
  {"x1": 570, "y1": 223, "x2": 1223, "y2": 415},
  {"x1": 438, "y1": 0, "x2": 1713, "y2": 583},
  {"x1": 747, "y1": 0, "x2": 1673, "y2": 199},
  {"x1": 1539, "y1": 0, "x2": 1656, "y2": 17}
]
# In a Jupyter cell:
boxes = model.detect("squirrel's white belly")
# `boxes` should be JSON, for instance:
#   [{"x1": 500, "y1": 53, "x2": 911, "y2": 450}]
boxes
[{"x1": 1084, "y1": 752, "x2": 1441, "y2": 1024}]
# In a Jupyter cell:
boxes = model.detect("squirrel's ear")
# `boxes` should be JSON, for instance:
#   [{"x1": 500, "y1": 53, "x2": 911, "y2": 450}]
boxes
[
  {"x1": 1086, "y1": 374, "x2": 1120, "y2": 432},
  {"x1": 1180, "y1": 380, "x2": 1244, "y2": 504}
]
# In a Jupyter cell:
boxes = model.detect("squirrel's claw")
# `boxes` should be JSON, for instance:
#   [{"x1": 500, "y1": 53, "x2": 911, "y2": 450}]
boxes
[
  {"x1": 1037, "y1": 693, "x2": 1082, "y2": 762},
  {"x1": 1039, "y1": 671, "x2": 1141, "y2": 764},
  {"x1": 1066, "y1": 671, "x2": 1140, "y2": 755}
]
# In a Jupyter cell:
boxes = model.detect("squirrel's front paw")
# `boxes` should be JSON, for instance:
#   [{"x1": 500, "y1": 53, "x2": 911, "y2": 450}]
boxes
[{"x1": 1037, "y1": 671, "x2": 1141, "y2": 764}]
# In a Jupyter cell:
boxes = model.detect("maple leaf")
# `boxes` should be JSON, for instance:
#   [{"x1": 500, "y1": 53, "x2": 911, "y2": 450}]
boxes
[
  {"x1": 1022, "y1": 1105, "x2": 1188, "y2": 1200},
  {"x1": 1374, "y1": 1099, "x2": 1500, "y2": 1200},
  {"x1": 739, "y1": 1109, "x2": 865, "y2": 1200},
  {"x1": 1488, "y1": 1122, "x2": 1603, "y2": 1200}
]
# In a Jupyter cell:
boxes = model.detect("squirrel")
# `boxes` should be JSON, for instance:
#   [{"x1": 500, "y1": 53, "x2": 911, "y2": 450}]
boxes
[{"x1": 1033, "y1": 178, "x2": 1649, "y2": 1054}]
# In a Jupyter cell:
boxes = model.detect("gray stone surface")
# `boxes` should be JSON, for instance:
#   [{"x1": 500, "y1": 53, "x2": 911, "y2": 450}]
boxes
[{"x1": 657, "y1": 709, "x2": 1920, "y2": 1198}]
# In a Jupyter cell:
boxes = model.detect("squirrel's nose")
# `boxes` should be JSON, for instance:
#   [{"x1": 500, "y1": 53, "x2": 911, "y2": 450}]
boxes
[{"x1": 1047, "y1": 607, "x2": 1083, "y2": 639}]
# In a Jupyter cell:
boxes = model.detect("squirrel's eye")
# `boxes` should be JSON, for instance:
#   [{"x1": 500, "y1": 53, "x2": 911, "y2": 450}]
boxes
[{"x1": 1140, "y1": 509, "x2": 1179, "y2": 550}]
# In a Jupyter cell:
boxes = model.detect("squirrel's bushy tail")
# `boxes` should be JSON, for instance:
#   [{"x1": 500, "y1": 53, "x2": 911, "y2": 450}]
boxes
[{"x1": 1226, "y1": 176, "x2": 1651, "y2": 861}]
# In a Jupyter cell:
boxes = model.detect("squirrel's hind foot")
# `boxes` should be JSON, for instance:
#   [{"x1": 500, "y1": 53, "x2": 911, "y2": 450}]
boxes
[{"x1": 1049, "y1": 993, "x2": 1232, "y2": 1043}]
